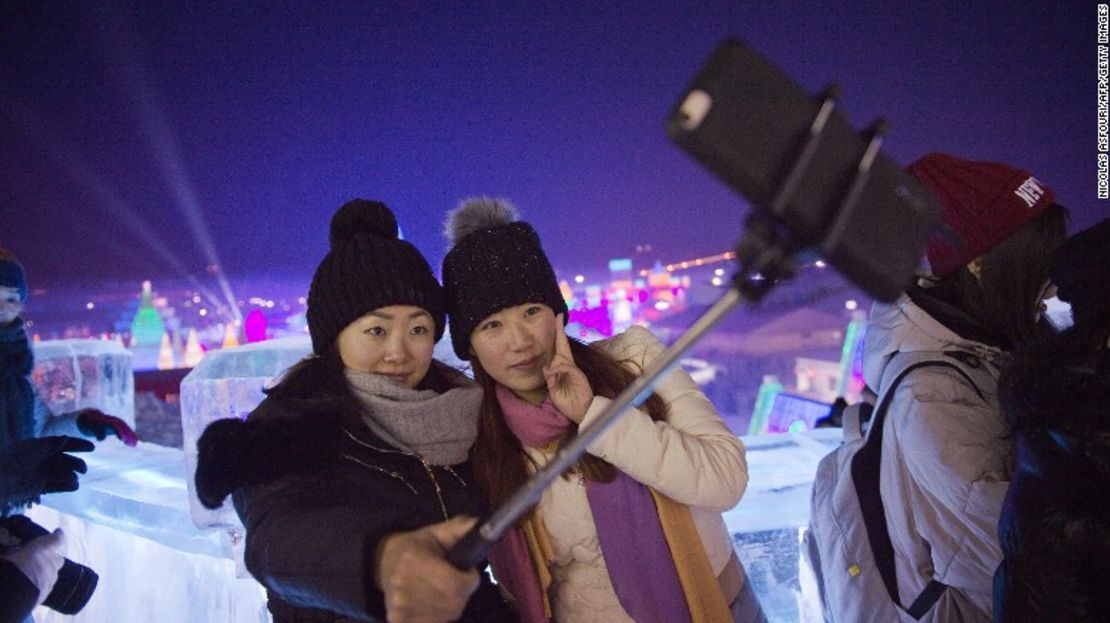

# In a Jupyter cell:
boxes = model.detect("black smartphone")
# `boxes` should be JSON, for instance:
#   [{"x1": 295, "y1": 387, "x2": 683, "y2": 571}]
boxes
[{"x1": 666, "y1": 38, "x2": 939, "y2": 302}]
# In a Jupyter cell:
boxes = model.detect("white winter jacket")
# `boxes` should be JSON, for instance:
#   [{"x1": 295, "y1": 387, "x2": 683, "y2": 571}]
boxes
[
  {"x1": 525, "y1": 325, "x2": 749, "y2": 623},
  {"x1": 864, "y1": 294, "x2": 1010, "y2": 622}
]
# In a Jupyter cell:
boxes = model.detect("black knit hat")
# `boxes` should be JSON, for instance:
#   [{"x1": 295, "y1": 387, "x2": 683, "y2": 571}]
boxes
[
  {"x1": 441, "y1": 198, "x2": 568, "y2": 360},
  {"x1": 306, "y1": 199, "x2": 445, "y2": 354},
  {"x1": 0, "y1": 247, "x2": 27, "y2": 301}
]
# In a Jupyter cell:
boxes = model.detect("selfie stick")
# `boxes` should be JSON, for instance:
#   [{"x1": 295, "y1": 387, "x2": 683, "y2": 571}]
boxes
[{"x1": 448, "y1": 83, "x2": 894, "y2": 569}]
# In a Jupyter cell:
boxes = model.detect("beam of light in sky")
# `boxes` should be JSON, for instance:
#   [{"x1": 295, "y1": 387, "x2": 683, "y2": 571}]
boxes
[
  {"x1": 107, "y1": 25, "x2": 242, "y2": 325},
  {"x1": 2, "y1": 96, "x2": 229, "y2": 317}
]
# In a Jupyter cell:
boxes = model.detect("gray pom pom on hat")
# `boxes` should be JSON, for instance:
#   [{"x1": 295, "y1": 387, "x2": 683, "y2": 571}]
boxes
[{"x1": 444, "y1": 197, "x2": 519, "y2": 246}]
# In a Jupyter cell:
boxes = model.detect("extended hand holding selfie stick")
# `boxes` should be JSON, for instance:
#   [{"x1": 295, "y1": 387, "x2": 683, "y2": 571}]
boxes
[{"x1": 447, "y1": 38, "x2": 940, "y2": 569}]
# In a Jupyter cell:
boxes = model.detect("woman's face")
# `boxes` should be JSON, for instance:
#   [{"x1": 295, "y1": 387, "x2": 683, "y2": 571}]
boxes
[
  {"x1": 336, "y1": 305, "x2": 436, "y2": 388},
  {"x1": 469, "y1": 303, "x2": 558, "y2": 404},
  {"x1": 0, "y1": 286, "x2": 23, "y2": 325}
]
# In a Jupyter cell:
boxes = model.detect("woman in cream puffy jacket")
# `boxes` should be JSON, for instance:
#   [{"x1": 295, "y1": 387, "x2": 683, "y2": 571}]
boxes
[{"x1": 440, "y1": 197, "x2": 766, "y2": 623}]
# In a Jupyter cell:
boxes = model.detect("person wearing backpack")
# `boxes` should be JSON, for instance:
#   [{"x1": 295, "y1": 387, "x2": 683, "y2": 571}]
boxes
[{"x1": 807, "y1": 153, "x2": 1068, "y2": 622}]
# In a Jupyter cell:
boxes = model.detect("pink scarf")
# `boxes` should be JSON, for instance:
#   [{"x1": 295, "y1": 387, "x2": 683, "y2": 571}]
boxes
[{"x1": 495, "y1": 384, "x2": 572, "y2": 446}]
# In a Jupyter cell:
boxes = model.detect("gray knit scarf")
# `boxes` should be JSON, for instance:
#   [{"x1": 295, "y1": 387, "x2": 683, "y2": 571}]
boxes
[{"x1": 344, "y1": 366, "x2": 481, "y2": 466}]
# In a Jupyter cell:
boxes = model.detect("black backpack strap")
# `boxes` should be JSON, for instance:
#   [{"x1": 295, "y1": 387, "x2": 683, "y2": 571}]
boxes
[
  {"x1": 906, "y1": 580, "x2": 949, "y2": 619},
  {"x1": 850, "y1": 352, "x2": 986, "y2": 620}
]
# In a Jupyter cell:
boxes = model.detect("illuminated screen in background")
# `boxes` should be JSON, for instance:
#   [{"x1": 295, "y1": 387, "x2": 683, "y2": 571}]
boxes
[{"x1": 767, "y1": 393, "x2": 832, "y2": 433}]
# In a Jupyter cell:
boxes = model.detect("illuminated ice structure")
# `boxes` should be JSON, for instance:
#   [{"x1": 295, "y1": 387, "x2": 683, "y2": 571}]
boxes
[
  {"x1": 31, "y1": 338, "x2": 136, "y2": 432},
  {"x1": 129, "y1": 280, "x2": 167, "y2": 371},
  {"x1": 31, "y1": 335, "x2": 831, "y2": 622},
  {"x1": 181, "y1": 336, "x2": 316, "y2": 535}
]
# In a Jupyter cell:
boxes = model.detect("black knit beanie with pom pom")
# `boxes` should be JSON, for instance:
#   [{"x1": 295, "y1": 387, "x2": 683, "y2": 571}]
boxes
[
  {"x1": 441, "y1": 197, "x2": 567, "y2": 360},
  {"x1": 306, "y1": 199, "x2": 445, "y2": 354}
]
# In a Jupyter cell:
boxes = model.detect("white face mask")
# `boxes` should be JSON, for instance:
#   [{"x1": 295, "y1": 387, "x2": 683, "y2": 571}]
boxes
[{"x1": 1042, "y1": 295, "x2": 1074, "y2": 332}]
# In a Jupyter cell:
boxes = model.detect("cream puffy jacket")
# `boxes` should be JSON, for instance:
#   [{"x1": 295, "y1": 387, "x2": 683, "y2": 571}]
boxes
[{"x1": 525, "y1": 325, "x2": 749, "y2": 623}]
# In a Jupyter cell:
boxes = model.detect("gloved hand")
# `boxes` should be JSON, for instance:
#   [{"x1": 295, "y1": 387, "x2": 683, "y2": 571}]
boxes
[
  {"x1": 194, "y1": 415, "x2": 343, "y2": 509},
  {"x1": 0, "y1": 528, "x2": 66, "y2": 607},
  {"x1": 76, "y1": 409, "x2": 138, "y2": 446},
  {"x1": 0, "y1": 436, "x2": 94, "y2": 508}
]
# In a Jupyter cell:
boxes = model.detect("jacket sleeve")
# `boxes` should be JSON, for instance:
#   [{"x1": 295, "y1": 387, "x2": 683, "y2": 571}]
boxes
[
  {"x1": 233, "y1": 472, "x2": 417, "y2": 620},
  {"x1": 579, "y1": 326, "x2": 748, "y2": 511},
  {"x1": 885, "y1": 368, "x2": 1008, "y2": 595},
  {"x1": 0, "y1": 559, "x2": 38, "y2": 623}
]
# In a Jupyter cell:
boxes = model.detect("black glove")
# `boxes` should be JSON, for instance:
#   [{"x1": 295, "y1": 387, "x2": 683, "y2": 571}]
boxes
[
  {"x1": 194, "y1": 415, "x2": 342, "y2": 510},
  {"x1": 0, "y1": 437, "x2": 95, "y2": 510},
  {"x1": 194, "y1": 418, "x2": 247, "y2": 510},
  {"x1": 76, "y1": 409, "x2": 138, "y2": 446}
]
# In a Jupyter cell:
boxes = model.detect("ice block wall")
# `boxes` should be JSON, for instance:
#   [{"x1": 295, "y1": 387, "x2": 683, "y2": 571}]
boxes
[
  {"x1": 180, "y1": 336, "x2": 314, "y2": 532},
  {"x1": 32, "y1": 432, "x2": 834, "y2": 623},
  {"x1": 723, "y1": 430, "x2": 840, "y2": 623},
  {"x1": 32, "y1": 338, "x2": 136, "y2": 431}
]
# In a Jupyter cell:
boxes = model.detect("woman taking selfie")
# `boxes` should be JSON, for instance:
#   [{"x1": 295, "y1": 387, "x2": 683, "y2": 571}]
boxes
[
  {"x1": 441, "y1": 198, "x2": 765, "y2": 623},
  {"x1": 195, "y1": 199, "x2": 515, "y2": 623}
]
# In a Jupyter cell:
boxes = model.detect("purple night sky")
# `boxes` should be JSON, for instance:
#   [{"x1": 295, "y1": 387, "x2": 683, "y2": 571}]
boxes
[{"x1": 1, "y1": 1, "x2": 1100, "y2": 292}]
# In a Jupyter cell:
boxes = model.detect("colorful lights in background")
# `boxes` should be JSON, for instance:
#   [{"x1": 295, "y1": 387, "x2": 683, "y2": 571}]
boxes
[{"x1": 34, "y1": 245, "x2": 870, "y2": 438}]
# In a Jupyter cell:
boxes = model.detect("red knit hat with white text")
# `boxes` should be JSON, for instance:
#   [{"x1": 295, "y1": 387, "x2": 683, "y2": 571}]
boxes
[{"x1": 908, "y1": 153, "x2": 1055, "y2": 278}]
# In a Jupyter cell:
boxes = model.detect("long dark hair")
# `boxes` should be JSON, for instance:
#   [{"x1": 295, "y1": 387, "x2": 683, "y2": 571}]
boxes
[
  {"x1": 927, "y1": 204, "x2": 1068, "y2": 349},
  {"x1": 469, "y1": 337, "x2": 670, "y2": 511},
  {"x1": 993, "y1": 280, "x2": 1110, "y2": 622},
  {"x1": 999, "y1": 313, "x2": 1110, "y2": 440}
]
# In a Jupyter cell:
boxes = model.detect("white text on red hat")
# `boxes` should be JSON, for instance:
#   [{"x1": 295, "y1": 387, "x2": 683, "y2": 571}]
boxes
[{"x1": 1014, "y1": 177, "x2": 1046, "y2": 208}]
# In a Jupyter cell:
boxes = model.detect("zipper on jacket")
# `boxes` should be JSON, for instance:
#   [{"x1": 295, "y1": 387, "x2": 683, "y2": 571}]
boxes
[
  {"x1": 342, "y1": 428, "x2": 466, "y2": 521},
  {"x1": 341, "y1": 453, "x2": 418, "y2": 495}
]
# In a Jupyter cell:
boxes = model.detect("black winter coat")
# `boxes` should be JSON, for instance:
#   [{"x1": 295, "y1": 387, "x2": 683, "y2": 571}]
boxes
[
  {"x1": 200, "y1": 394, "x2": 516, "y2": 623},
  {"x1": 994, "y1": 327, "x2": 1110, "y2": 622}
]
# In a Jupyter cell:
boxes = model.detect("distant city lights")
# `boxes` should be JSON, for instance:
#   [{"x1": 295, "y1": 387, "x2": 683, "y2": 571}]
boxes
[
  {"x1": 646, "y1": 250, "x2": 736, "y2": 276},
  {"x1": 31, "y1": 246, "x2": 749, "y2": 353}
]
